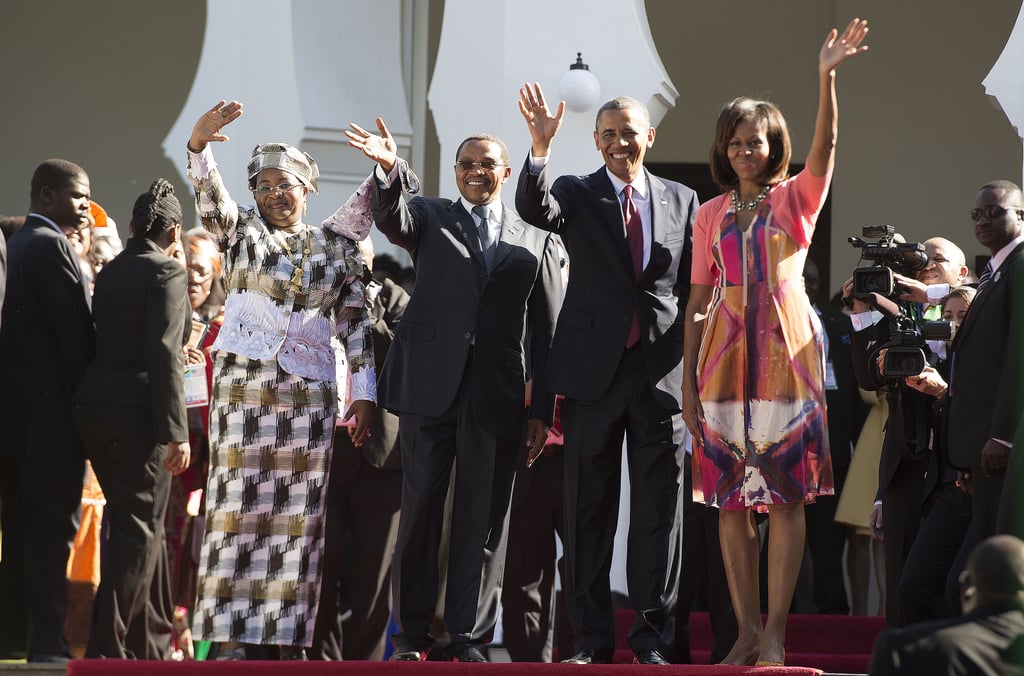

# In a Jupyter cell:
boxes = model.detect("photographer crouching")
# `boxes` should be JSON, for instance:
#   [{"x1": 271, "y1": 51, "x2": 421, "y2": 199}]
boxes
[{"x1": 843, "y1": 229, "x2": 969, "y2": 627}]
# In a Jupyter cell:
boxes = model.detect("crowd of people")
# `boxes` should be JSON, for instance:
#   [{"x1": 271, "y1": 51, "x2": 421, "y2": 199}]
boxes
[{"x1": 1, "y1": 14, "x2": 1023, "y2": 673}]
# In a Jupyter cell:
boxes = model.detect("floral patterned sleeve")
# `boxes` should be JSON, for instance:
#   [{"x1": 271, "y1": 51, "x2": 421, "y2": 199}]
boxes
[
  {"x1": 186, "y1": 145, "x2": 241, "y2": 251},
  {"x1": 335, "y1": 237, "x2": 377, "y2": 404}
]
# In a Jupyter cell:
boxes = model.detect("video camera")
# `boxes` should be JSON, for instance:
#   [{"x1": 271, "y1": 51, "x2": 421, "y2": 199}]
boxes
[{"x1": 847, "y1": 225, "x2": 952, "y2": 378}]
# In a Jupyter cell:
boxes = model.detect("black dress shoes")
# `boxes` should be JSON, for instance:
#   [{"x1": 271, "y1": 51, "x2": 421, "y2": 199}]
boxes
[
  {"x1": 389, "y1": 649, "x2": 427, "y2": 661},
  {"x1": 561, "y1": 648, "x2": 613, "y2": 664},
  {"x1": 447, "y1": 643, "x2": 488, "y2": 662},
  {"x1": 634, "y1": 648, "x2": 671, "y2": 665}
]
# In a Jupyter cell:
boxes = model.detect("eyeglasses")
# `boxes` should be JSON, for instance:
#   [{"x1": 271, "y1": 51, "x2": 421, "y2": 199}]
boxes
[
  {"x1": 252, "y1": 182, "x2": 300, "y2": 195},
  {"x1": 970, "y1": 205, "x2": 1022, "y2": 221},
  {"x1": 454, "y1": 161, "x2": 506, "y2": 172}
]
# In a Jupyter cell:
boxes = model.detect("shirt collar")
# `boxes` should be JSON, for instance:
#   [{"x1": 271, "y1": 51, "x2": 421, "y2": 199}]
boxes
[
  {"x1": 606, "y1": 169, "x2": 647, "y2": 201},
  {"x1": 460, "y1": 199, "x2": 503, "y2": 224},
  {"x1": 989, "y1": 232, "x2": 1024, "y2": 274}
]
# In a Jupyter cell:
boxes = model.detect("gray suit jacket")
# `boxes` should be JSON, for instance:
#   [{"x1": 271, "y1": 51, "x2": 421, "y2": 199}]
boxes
[{"x1": 371, "y1": 177, "x2": 560, "y2": 440}]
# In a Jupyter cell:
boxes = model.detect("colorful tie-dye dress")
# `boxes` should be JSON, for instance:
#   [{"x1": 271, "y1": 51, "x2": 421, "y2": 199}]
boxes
[{"x1": 691, "y1": 168, "x2": 834, "y2": 510}]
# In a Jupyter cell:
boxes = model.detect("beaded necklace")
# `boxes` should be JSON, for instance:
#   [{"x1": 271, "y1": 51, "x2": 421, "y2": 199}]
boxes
[
  {"x1": 730, "y1": 185, "x2": 770, "y2": 211},
  {"x1": 275, "y1": 224, "x2": 311, "y2": 292}
]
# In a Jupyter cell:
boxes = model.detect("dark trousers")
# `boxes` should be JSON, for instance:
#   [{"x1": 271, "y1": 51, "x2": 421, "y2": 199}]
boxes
[
  {"x1": 9, "y1": 445, "x2": 85, "y2": 658},
  {"x1": 501, "y1": 440, "x2": 573, "y2": 662},
  {"x1": 391, "y1": 359, "x2": 519, "y2": 653},
  {"x1": 804, "y1": 494, "x2": 851, "y2": 614},
  {"x1": 0, "y1": 457, "x2": 28, "y2": 659},
  {"x1": 675, "y1": 457, "x2": 736, "y2": 664},
  {"x1": 897, "y1": 483, "x2": 972, "y2": 624},
  {"x1": 882, "y1": 457, "x2": 927, "y2": 626},
  {"x1": 75, "y1": 402, "x2": 174, "y2": 660},
  {"x1": 310, "y1": 427, "x2": 402, "y2": 661},
  {"x1": 560, "y1": 346, "x2": 684, "y2": 657}
]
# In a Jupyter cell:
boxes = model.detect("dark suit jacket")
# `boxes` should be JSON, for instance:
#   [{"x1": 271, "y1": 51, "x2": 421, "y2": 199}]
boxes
[
  {"x1": 515, "y1": 162, "x2": 696, "y2": 411},
  {"x1": 371, "y1": 177, "x2": 560, "y2": 440},
  {"x1": 0, "y1": 215, "x2": 94, "y2": 457},
  {"x1": 868, "y1": 604, "x2": 1024, "y2": 675},
  {"x1": 360, "y1": 277, "x2": 408, "y2": 470},
  {"x1": 946, "y1": 240, "x2": 1024, "y2": 469},
  {"x1": 820, "y1": 304, "x2": 869, "y2": 483},
  {"x1": 850, "y1": 318, "x2": 933, "y2": 494},
  {"x1": 73, "y1": 237, "x2": 189, "y2": 444}
]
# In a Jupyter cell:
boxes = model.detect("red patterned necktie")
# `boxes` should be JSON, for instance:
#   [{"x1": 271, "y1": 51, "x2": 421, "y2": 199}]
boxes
[{"x1": 623, "y1": 185, "x2": 642, "y2": 347}]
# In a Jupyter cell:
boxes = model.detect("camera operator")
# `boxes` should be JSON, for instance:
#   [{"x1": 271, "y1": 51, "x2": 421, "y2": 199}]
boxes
[{"x1": 844, "y1": 235, "x2": 969, "y2": 627}]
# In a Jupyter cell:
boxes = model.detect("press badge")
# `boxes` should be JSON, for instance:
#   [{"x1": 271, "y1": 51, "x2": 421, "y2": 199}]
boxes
[
  {"x1": 825, "y1": 360, "x2": 838, "y2": 391},
  {"x1": 184, "y1": 363, "x2": 209, "y2": 408}
]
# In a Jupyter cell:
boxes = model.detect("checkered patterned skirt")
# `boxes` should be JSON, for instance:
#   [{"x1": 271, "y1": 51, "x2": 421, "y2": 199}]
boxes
[{"x1": 192, "y1": 353, "x2": 337, "y2": 646}]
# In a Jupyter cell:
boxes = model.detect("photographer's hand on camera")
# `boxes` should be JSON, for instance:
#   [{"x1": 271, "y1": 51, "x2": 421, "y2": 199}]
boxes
[
  {"x1": 904, "y1": 366, "x2": 947, "y2": 398},
  {"x1": 893, "y1": 273, "x2": 929, "y2": 304}
]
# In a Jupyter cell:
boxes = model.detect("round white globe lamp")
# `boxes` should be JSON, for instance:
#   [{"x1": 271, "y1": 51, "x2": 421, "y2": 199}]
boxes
[{"x1": 559, "y1": 52, "x2": 601, "y2": 113}]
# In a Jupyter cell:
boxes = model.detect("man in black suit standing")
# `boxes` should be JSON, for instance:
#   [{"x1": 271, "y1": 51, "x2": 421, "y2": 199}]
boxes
[
  {"x1": 0, "y1": 160, "x2": 96, "y2": 662},
  {"x1": 868, "y1": 534, "x2": 1024, "y2": 675},
  {"x1": 515, "y1": 85, "x2": 696, "y2": 665},
  {"x1": 311, "y1": 236, "x2": 410, "y2": 661},
  {"x1": 345, "y1": 118, "x2": 561, "y2": 663},
  {"x1": 947, "y1": 180, "x2": 1024, "y2": 583}
]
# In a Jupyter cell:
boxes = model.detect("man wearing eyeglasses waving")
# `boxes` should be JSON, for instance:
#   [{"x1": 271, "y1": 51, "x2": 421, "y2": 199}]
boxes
[
  {"x1": 345, "y1": 119, "x2": 561, "y2": 663},
  {"x1": 946, "y1": 180, "x2": 1024, "y2": 569}
]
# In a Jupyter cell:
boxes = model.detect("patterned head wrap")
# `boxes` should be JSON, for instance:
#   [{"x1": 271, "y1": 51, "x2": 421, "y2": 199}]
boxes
[{"x1": 247, "y1": 143, "x2": 319, "y2": 194}]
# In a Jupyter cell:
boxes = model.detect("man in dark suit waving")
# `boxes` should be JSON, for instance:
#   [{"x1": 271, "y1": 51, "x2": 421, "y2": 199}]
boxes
[
  {"x1": 948, "y1": 180, "x2": 1024, "y2": 560},
  {"x1": 515, "y1": 85, "x2": 697, "y2": 665},
  {"x1": 345, "y1": 119, "x2": 560, "y2": 663},
  {"x1": 0, "y1": 160, "x2": 96, "y2": 662}
]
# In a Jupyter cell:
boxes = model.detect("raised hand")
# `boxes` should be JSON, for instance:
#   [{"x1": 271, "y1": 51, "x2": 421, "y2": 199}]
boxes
[
  {"x1": 820, "y1": 18, "x2": 869, "y2": 75},
  {"x1": 518, "y1": 82, "x2": 565, "y2": 156},
  {"x1": 189, "y1": 100, "x2": 243, "y2": 152},
  {"x1": 345, "y1": 117, "x2": 398, "y2": 173}
]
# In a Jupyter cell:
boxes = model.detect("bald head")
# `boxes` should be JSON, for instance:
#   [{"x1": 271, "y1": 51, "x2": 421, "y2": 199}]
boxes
[
  {"x1": 962, "y1": 535, "x2": 1024, "y2": 612},
  {"x1": 917, "y1": 236, "x2": 968, "y2": 287}
]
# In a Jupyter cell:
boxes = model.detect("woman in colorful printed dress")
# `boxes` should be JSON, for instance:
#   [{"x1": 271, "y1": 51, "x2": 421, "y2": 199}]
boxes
[
  {"x1": 185, "y1": 100, "x2": 376, "y2": 660},
  {"x1": 682, "y1": 20, "x2": 870, "y2": 667}
]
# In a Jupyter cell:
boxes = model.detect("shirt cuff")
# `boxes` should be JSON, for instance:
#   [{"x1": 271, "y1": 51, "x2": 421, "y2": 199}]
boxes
[
  {"x1": 375, "y1": 160, "x2": 402, "y2": 189},
  {"x1": 187, "y1": 143, "x2": 217, "y2": 180},
  {"x1": 527, "y1": 154, "x2": 549, "y2": 175},
  {"x1": 926, "y1": 283, "x2": 950, "y2": 305},
  {"x1": 349, "y1": 367, "x2": 377, "y2": 404},
  {"x1": 850, "y1": 310, "x2": 883, "y2": 332}
]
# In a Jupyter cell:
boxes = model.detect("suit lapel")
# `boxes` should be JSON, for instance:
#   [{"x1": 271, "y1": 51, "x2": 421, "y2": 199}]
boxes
[
  {"x1": 643, "y1": 171, "x2": 671, "y2": 283},
  {"x1": 492, "y1": 206, "x2": 524, "y2": 271},
  {"x1": 590, "y1": 169, "x2": 635, "y2": 274},
  {"x1": 953, "y1": 241, "x2": 1024, "y2": 347},
  {"x1": 446, "y1": 202, "x2": 486, "y2": 270}
]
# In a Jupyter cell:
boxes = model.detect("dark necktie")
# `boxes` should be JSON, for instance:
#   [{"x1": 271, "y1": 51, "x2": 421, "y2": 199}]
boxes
[
  {"x1": 623, "y1": 185, "x2": 642, "y2": 347},
  {"x1": 977, "y1": 259, "x2": 994, "y2": 293},
  {"x1": 473, "y1": 204, "x2": 495, "y2": 270}
]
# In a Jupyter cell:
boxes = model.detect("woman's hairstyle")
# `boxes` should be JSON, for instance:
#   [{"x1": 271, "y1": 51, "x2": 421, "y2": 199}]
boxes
[
  {"x1": 709, "y1": 97, "x2": 792, "y2": 192},
  {"x1": 130, "y1": 178, "x2": 182, "y2": 240},
  {"x1": 185, "y1": 227, "x2": 223, "y2": 278},
  {"x1": 941, "y1": 285, "x2": 977, "y2": 310}
]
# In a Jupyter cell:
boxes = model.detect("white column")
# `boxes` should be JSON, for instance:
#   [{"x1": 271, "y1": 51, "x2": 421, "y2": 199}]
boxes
[
  {"x1": 983, "y1": 0, "x2": 1024, "y2": 182},
  {"x1": 162, "y1": 0, "x2": 417, "y2": 261},
  {"x1": 428, "y1": 0, "x2": 679, "y2": 596}
]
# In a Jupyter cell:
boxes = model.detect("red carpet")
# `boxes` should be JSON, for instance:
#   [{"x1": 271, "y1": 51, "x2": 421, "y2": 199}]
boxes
[
  {"x1": 66, "y1": 612, "x2": 884, "y2": 675},
  {"x1": 68, "y1": 662, "x2": 823, "y2": 675}
]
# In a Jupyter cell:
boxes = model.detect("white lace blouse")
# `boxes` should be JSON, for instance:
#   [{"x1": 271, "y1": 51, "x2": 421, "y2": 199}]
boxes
[{"x1": 187, "y1": 145, "x2": 376, "y2": 403}]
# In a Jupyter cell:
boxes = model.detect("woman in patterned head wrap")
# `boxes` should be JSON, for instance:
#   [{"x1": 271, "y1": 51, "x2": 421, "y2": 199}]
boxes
[{"x1": 185, "y1": 100, "x2": 376, "y2": 660}]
